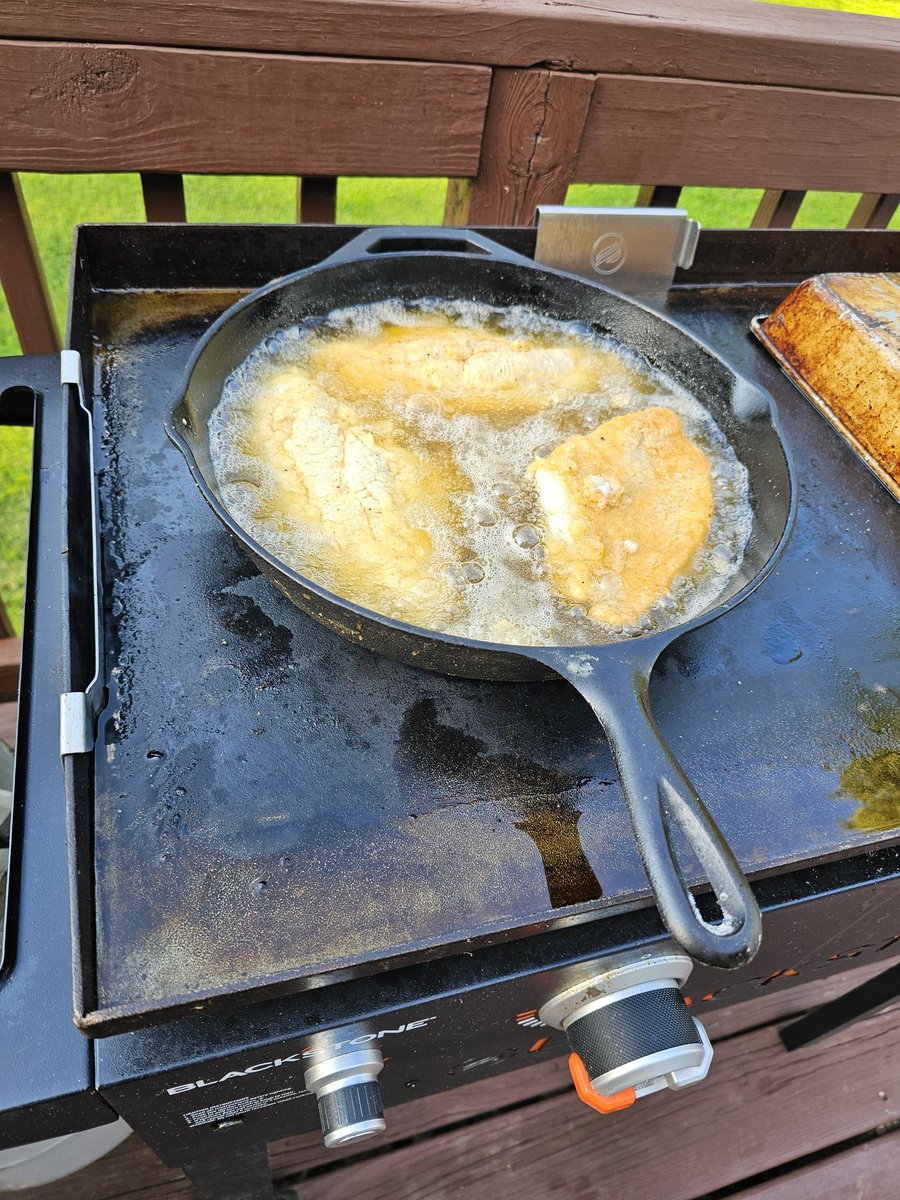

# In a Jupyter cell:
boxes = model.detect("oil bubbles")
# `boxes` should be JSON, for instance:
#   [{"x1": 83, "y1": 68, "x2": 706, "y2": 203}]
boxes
[{"x1": 512, "y1": 524, "x2": 541, "y2": 549}]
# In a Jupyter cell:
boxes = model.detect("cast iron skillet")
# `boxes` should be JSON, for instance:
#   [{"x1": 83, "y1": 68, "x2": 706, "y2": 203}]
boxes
[{"x1": 166, "y1": 227, "x2": 796, "y2": 969}]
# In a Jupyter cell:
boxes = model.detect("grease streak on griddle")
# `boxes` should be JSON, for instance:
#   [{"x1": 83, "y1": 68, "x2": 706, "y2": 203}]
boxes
[{"x1": 395, "y1": 698, "x2": 604, "y2": 909}]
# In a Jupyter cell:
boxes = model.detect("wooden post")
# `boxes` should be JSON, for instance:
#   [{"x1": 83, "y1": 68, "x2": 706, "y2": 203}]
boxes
[
  {"x1": 141, "y1": 174, "x2": 187, "y2": 222},
  {"x1": 0, "y1": 172, "x2": 60, "y2": 354},
  {"x1": 445, "y1": 68, "x2": 595, "y2": 226},
  {"x1": 296, "y1": 177, "x2": 338, "y2": 223},
  {"x1": 751, "y1": 189, "x2": 806, "y2": 229},
  {"x1": 847, "y1": 193, "x2": 899, "y2": 229}
]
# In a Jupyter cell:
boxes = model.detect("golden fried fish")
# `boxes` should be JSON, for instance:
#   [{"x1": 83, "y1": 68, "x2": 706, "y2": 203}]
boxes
[
  {"x1": 249, "y1": 370, "x2": 466, "y2": 628},
  {"x1": 306, "y1": 323, "x2": 607, "y2": 417},
  {"x1": 528, "y1": 406, "x2": 714, "y2": 627}
]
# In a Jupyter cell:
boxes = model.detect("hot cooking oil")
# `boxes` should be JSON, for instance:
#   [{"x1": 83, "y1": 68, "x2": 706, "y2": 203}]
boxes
[{"x1": 209, "y1": 300, "x2": 752, "y2": 645}]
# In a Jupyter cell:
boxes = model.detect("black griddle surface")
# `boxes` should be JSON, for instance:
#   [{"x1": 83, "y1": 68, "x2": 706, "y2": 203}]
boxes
[{"x1": 80, "y1": 229, "x2": 900, "y2": 1028}]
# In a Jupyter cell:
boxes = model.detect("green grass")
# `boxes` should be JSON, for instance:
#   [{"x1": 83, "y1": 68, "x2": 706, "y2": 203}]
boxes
[
  {"x1": 1, "y1": 172, "x2": 898, "y2": 632},
  {"x1": 0, "y1": 426, "x2": 32, "y2": 632}
]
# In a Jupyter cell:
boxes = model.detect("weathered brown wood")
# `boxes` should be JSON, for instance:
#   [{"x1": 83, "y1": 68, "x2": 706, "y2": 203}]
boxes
[
  {"x1": 271, "y1": 1057, "x2": 571, "y2": 1179},
  {"x1": 0, "y1": 42, "x2": 489, "y2": 176},
  {"x1": 636, "y1": 185, "x2": 682, "y2": 207},
  {"x1": 10, "y1": 1112, "x2": 900, "y2": 1200},
  {"x1": 0, "y1": 594, "x2": 14, "y2": 639},
  {"x1": 0, "y1": 172, "x2": 60, "y2": 353},
  {"x1": 0, "y1": 700, "x2": 16, "y2": 747},
  {"x1": 737, "y1": 1130, "x2": 900, "y2": 1199},
  {"x1": 445, "y1": 68, "x2": 594, "y2": 226},
  {"x1": 751, "y1": 189, "x2": 807, "y2": 229},
  {"x1": 297, "y1": 177, "x2": 338, "y2": 224},
  {"x1": 697, "y1": 955, "x2": 900, "y2": 1040},
  {"x1": 290, "y1": 1000, "x2": 900, "y2": 1200},
  {"x1": 1, "y1": 1, "x2": 898, "y2": 97},
  {"x1": 268, "y1": 958, "x2": 900, "y2": 1179},
  {"x1": 0, "y1": 636, "x2": 20, "y2": 701},
  {"x1": 8, "y1": 963, "x2": 899, "y2": 1200},
  {"x1": 8, "y1": 1134, "x2": 195, "y2": 1200},
  {"x1": 141, "y1": 173, "x2": 187, "y2": 222},
  {"x1": 847, "y1": 192, "x2": 900, "y2": 229},
  {"x1": 575, "y1": 76, "x2": 900, "y2": 194}
]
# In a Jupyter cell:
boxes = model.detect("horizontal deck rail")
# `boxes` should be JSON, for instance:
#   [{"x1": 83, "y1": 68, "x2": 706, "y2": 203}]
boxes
[{"x1": 0, "y1": 3, "x2": 896, "y2": 354}]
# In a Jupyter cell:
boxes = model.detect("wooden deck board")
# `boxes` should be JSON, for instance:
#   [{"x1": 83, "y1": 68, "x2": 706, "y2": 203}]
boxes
[
  {"x1": 269, "y1": 957, "x2": 900, "y2": 1179},
  {"x1": 9, "y1": 959, "x2": 900, "y2": 1199},
  {"x1": 287, "y1": 999, "x2": 900, "y2": 1200},
  {"x1": 736, "y1": 1129, "x2": 900, "y2": 1199},
  {"x1": 9, "y1": 1137, "x2": 195, "y2": 1200}
]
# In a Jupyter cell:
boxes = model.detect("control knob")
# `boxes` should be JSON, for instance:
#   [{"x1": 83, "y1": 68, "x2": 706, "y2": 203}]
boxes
[
  {"x1": 540, "y1": 952, "x2": 712, "y2": 1112},
  {"x1": 304, "y1": 1046, "x2": 386, "y2": 1148}
]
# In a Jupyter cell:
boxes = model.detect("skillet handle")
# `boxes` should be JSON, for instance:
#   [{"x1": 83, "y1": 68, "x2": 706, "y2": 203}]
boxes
[
  {"x1": 535, "y1": 649, "x2": 761, "y2": 968},
  {"x1": 319, "y1": 225, "x2": 538, "y2": 268}
]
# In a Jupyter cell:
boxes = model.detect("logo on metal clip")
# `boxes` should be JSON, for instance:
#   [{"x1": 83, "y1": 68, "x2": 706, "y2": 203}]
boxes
[{"x1": 591, "y1": 232, "x2": 628, "y2": 275}]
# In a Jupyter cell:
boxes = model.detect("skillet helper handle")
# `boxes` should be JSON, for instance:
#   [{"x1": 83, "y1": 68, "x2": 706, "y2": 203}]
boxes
[
  {"x1": 319, "y1": 225, "x2": 539, "y2": 268},
  {"x1": 539, "y1": 651, "x2": 761, "y2": 968}
]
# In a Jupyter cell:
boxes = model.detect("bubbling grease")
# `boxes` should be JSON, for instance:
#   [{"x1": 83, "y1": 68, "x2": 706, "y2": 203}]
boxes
[{"x1": 209, "y1": 300, "x2": 753, "y2": 646}]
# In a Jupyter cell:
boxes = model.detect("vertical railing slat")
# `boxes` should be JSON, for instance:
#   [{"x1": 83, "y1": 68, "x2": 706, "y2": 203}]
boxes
[
  {"x1": 296, "y1": 177, "x2": 338, "y2": 223},
  {"x1": 141, "y1": 174, "x2": 187, "y2": 222},
  {"x1": 751, "y1": 189, "x2": 806, "y2": 229},
  {"x1": 636, "y1": 186, "x2": 683, "y2": 207},
  {"x1": 443, "y1": 179, "x2": 470, "y2": 226},
  {"x1": 0, "y1": 172, "x2": 60, "y2": 354},
  {"x1": 0, "y1": 596, "x2": 14, "y2": 641},
  {"x1": 847, "y1": 193, "x2": 899, "y2": 229}
]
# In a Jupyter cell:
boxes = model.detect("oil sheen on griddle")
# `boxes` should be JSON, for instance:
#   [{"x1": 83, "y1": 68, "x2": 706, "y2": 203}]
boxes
[{"x1": 210, "y1": 300, "x2": 752, "y2": 646}]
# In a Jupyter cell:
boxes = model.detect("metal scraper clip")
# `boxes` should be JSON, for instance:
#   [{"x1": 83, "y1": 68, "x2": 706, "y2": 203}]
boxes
[{"x1": 534, "y1": 206, "x2": 700, "y2": 308}]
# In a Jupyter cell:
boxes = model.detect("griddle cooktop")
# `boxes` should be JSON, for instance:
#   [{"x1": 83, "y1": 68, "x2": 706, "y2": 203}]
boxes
[{"x1": 69, "y1": 226, "x2": 899, "y2": 1032}]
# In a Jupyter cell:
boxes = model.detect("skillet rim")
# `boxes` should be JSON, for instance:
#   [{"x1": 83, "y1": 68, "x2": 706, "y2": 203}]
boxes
[{"x1": 163, "y1": 233, "x2": 798, "y2": 671}]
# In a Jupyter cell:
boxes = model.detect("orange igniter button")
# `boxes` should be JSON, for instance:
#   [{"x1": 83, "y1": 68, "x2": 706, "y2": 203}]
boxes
[{"x1": 568, "y1": 1053, "x2": 636, "y2": 1114}]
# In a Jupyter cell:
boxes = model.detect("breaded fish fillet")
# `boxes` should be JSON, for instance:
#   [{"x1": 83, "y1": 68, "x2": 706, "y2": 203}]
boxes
[
  {"x1": 306, "y1": 323, "x2": 609, "y2": 416},
  {"x1": 528, "y1": 406, "x2": 714, "y2": 627},
  {"x1": 250, "y1": 370, "x2": 465, "y2": 627}
]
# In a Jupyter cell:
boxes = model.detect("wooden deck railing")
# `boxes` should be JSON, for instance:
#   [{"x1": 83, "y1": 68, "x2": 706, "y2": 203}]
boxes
[{"x1": 0, "y1": 0, "x2": 897, "y2": 355}]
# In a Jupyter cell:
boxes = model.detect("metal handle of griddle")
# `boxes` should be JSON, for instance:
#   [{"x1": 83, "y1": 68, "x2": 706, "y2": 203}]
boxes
[
  {"x1": 0, "y1": 353, "x2": 62, "y2": 427},
  {"x1": 0, "y1": 352, "x2": 105, "y2": 753},
  {"x1": 318, "y1": 225, "x2": 540, "y2": 268},
  {"x1": 532, "y1": 647, "x2": 762, "y2": 969},
  {"x1": 59, "y1": 350, "x2": 106, "y2": 756}
]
